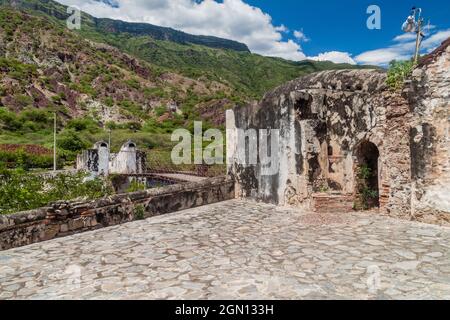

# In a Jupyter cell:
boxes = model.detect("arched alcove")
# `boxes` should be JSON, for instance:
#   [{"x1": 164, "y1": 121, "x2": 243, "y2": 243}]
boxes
[{"x1": 354, "y1": 141, "x2": 380, "y2": 209}]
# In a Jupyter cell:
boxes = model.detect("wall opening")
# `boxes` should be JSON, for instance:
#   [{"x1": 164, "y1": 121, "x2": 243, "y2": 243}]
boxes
[
  {"x1": 354, "y1": 141, "x2": 380, "y2": 209},
  {"x1": 293, "y1": 93, "x2": 314, "y2": 119}
]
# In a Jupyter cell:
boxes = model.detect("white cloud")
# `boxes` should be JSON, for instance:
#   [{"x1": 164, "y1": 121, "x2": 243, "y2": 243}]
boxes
[
  {"x1": 393, "y1": 33, "x2": 417, "y2": 42},
  {"x1": 275, "y1": 25, "x2": 289, "y2": 33},
  {"x1": 293, "y1": 30, "x2": 309, "y2": 42},
  {"x1": 355, "y1": 29, "x2": 450, "y2": 66},
  {"x1": 309, "y1": 51, "x2": 356, "y2": 64},
  {"x1": 56, "y1": 0, "x2": 308, "y2": 61}
]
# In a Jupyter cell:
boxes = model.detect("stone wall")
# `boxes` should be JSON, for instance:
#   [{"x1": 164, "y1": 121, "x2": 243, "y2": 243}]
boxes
[
  {"x1": 228, "y1": 69, "x2": 396, "y2": 208},
  {"x1": 227, "y1": 38, "x2": 449, "y2": 225},
  {"x1": 77, "y1": 140, "x2": 146, "y2": 176},
  {"x1": 0, "y1": 176, "x2": 234, "y2": 250},
  {"x1": 408, "y1": 38, "x2": 450, "y2": 224}
]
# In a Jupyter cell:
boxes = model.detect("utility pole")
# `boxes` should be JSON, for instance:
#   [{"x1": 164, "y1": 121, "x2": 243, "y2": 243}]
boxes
[
  {"x1": 414, "y1": 18, "x2": 422, "y2": 65},
  {"x1": 53, "y1": 112, "x2": 57, "y2": 172},
  {"x1": 402, "y1": 7, "x2": 425, "y2": 65},
  {"x1": 108, "y1": 128, "x2": 112, "y2": 150}
]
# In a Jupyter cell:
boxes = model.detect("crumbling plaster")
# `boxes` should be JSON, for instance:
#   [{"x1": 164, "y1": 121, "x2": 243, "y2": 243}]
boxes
[{"x1": 227, "y1": 39, "x2": 450, "y2": 225}]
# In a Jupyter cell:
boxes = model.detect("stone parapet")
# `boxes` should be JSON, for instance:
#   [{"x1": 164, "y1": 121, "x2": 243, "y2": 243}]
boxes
[{"x1": 0, "y1": 176, "x2": 235, "y2": 250}]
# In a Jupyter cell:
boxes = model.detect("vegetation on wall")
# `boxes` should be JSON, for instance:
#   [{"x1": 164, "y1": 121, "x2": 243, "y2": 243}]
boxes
[
  {"x1": 354, "y1": 164, "x2": 379, "y2": 210},
  {"x1": 386, "y1": 60, "x2": 414, "y2": 90}
]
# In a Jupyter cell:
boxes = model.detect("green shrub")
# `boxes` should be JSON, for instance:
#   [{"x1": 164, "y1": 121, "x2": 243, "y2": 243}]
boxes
[
  {"x1": 358, "y1": 164, "x2": 373, "y2": 180},
  {"x1": 66, "y1": 117, "x2": 100, "y2": 133},
  {"x1": 154, "y1": 106, "x2": 167, "y2": 117},
  {"x1": 119, "y1": 100, "x2": 146, "y2": 118},
  {"x1": 133, "y1": 204, "x2": 145, "y2": 220},
  {"x1": 57, "y1": 129, "x2": 90, "y2": 152},
  {"x1": 51, "y1": 94, "x2": 62, "y2": 104},
  {"x1": 103, "y1": 97, "x2": 114, "y2": 107},
  {"x1": 127, "y1": 180, "x2": 146, "y2": 193},
  {"x1": 15, "y1": 94, "x2": 33, "y2": 108},
  {"x1": 142, "y1": 119, "x2": 161, "y2": 133},
  {"x1": 143, "y1": 87, "x2": 166, "y2": 98},
  {"x1": 105, "y1": 121, "x2": 119, "y2": 130},
  {"x1": 0, "y1": 170, "x2": 113, "y2": 215},
  {"x1": 0, "y1": 149, "x2": 59, "y2": 170},
  {"x1": 386, "y1": 60, "x2": 414, "y2": 90},
  {"x1": 20, "y1": 109, "x2": 51, "y2": 124},
  {"x1": 0, "y1": 58, "x2": 37, "y2": 82},
  {"x1": 0, "y1": 109, "x2": 22, "y2": 131},
  {"x1": 125, "y1": 78, "x2": 141, "y2": 90}
]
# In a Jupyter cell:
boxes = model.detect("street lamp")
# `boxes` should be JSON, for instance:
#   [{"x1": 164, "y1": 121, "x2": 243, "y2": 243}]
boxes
[{"x1": 402, "y1": 7, "x2": 425, "y2": 64}]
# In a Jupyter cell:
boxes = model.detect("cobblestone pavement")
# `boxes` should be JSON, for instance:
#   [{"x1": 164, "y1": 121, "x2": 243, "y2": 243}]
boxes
[{"x1": 1, "y1": 200, "x2": 450, "y2": 300}]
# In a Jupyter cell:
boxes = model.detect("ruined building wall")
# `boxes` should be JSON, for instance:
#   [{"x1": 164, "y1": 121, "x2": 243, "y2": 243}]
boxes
[
  {"x1": 77, "y1": 140, "x2": 146, "y2": 176},
  {"x1": 408, "y1": 39, "x2": 450, "y2": 224},
  {"x1": 227, "y1": 38, "x2": 449, "y2": 225},
  {"x1": 228, "y1": 69, "x2": 395, "y2": 208}
]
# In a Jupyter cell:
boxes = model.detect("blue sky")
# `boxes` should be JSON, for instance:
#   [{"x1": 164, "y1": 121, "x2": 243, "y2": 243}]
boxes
[
  {"x1": 58, "y1": 0, "x2": 450, "y2": 65},
  {"x1": 247, "y1": 1, "x2": 450, "y2": 55}
]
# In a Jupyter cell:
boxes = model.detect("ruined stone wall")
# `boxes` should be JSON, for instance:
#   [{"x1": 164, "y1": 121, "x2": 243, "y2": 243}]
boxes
[
  {"x1": 228, "y1": 40, "x2": 449, "y2": 225},
  {"x1": 0, "y1": 176, "x2": 234, "y2": 250},
  {"x1": 77, "y1": 141, "x2": 146, "y2": 176},
  {"x1": 228, "y1": 69, "x2": 397, "y2": 208},
  {"x1": 76, "y1": 149, "x2": 99, "y2": 173},
  {"x1": 380, "y1": 93, "x2": 413, "y2": 218},
  {"x1": 408, "y1": 39, "x2": 450, "y2": 224}
]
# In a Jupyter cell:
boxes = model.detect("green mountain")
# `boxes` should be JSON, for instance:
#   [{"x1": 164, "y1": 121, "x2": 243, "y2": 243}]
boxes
[
  {"x1": 4, "y1": 0, "x2": 250, "y2": 52},
  {"x1": 0, "y1": 0, "x2": 372, "y2": 99},
  {"x1": 0, "y1": 0, "x2": 375, "y2": 164}
]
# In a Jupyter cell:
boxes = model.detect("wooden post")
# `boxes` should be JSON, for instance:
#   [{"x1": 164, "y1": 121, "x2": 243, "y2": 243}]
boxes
[{"x1": 414, "y1": 19, "x2": 422, "y2": 65}]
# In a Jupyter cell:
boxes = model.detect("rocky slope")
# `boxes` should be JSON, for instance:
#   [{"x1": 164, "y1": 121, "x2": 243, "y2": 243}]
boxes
[
  {"x1": 0, "y1": 7, "x2": 232, "y2": 127},
  {"x1": 0, "y1": 0, "x2": 373, "y2": 132}
]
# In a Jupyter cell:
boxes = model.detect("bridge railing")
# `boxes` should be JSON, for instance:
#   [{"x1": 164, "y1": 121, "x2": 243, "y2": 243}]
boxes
[{"x1": 145, "y1": 150, "x2": 226, "y2": 177}]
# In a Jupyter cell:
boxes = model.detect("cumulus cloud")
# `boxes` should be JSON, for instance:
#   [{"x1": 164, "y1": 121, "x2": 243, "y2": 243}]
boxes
[
  {"x1": 309, "y1": 51, "x2": 356, "y2": 64},
  {"x1": 56, "y1": 0, "x2": 309, "y2": 61},
  {"x1": 393, "y1": 33, "x2": 417, "y2": 42},
  {"x1": 355, "y1": 29, "x2": 450, "y2": 66},
  {"x1": 293, "y1": 30, "x2": 309, "y2": 42}
]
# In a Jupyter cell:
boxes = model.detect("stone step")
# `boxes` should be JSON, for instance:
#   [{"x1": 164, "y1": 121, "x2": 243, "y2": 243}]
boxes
[{"x1": 311, "y1": 193, "x2": 354, "y2": 213}]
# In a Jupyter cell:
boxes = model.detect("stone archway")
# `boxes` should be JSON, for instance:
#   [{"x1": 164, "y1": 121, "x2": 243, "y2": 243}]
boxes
[{"x1": 354, "y1": 141, "x2": 380, "y2": 209}]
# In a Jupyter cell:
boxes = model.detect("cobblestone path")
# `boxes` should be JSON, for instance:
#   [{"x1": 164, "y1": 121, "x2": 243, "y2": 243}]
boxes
[{"x1": 1, "y1": 200, "x2": 449, "y2": 299}]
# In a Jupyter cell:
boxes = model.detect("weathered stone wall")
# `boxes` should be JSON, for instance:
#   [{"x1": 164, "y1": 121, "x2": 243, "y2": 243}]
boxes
[
  {"x1": 77, "y1": 140, "x2": 146, "y2": 176},
  {"x1": 228, "y1": 69, "x2": 396, "y2": 207},
  {"x1": 0, "y1": 176, "x2": 234, "y2": 250},
  {"x1": 227, "y1": 38, "x2": 449, "y2": 225},
  {"x1": 408, "y1": 38, "x2": 450, "y2": 224}
]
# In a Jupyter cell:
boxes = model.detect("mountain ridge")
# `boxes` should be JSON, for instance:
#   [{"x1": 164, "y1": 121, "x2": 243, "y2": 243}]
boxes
[
  {"x1": 0, "y1": 0, "x2": 375, "y2": 156},
  {"x1": 1, "y1": 0, "x2": 250, "y2": 52}
]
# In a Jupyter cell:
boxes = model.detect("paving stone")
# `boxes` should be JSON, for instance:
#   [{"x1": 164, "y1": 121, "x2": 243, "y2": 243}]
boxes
[
  {"x1": 392, "y1": 261, "x2": 421, "y2": 271},
  {"x1": 1, "y1": 199, "x2": 449, "y2": 300}
]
